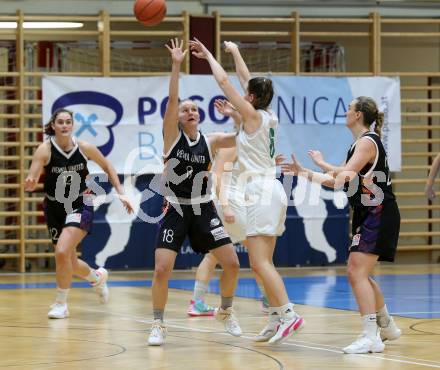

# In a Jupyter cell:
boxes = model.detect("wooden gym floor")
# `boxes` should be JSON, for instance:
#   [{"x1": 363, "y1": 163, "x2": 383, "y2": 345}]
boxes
[{"x1": 0, "y1": 264, "x2": 439, "y2": 370}]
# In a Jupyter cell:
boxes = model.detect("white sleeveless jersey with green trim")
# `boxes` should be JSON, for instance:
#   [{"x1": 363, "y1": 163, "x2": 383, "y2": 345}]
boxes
[{"x1": 234, "y1": 109, "x2": 278, "y2": 179}]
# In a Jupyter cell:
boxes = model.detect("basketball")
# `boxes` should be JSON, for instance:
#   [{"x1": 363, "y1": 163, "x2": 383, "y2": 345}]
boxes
[{"x1": 133, "y1": 0, "x2": 167, "y2": 27}]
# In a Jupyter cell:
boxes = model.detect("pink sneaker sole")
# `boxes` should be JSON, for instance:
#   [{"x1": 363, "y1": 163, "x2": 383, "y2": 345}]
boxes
[
  {"x1": 187, "y1": 310, "x2": 215, "y2": 317},
  {"x1": 269, "y1": 316, "x2": 305, "y2": 345},
  {"x1": 282, "y1": 316, "x2": 304, "y2": 337}
]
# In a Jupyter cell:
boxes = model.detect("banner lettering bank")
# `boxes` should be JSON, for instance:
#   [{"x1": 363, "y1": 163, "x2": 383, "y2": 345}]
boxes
[{"x1": 43, "y1": 76, "x2": 401, "y2": 269}]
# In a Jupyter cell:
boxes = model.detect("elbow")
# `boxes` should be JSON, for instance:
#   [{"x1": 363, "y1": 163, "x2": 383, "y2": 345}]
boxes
[{"x1": 218, "y1": 76, "x2": 229, "y2": 89}]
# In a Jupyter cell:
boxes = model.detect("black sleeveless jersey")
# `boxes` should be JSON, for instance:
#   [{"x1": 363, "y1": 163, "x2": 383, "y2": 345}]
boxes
[
  {"x1": 44, "y1": 137, "x2": 89, "y2": 200},
  {"x1": 344, "y1": 132, "x2": 395, "y2": 207},
  {"x1": 163, "y1": 131, "x2": 213, "y2": 201}
]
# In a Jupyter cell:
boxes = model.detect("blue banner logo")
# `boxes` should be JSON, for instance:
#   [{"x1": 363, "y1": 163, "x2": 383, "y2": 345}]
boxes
[{"x1": 52, "y1": 91, "x2": 123, "y2": 156}]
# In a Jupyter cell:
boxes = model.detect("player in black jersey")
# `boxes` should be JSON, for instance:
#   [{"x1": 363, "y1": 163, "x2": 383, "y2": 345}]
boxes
[
  {"x1": 25, "y1": 108, "x2": 133, "y2": 319},
  {"x1": 281, "y1": 96, "x2": 401, "y2": 354},
  {"x1": 148, "y1": 39, "x2": 241, "y2": 346}
]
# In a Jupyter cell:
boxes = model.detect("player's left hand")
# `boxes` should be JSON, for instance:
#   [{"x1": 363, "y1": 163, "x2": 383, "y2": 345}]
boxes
[
  {"x1": 222, "y1": 205, "x2": 235, "y2": 224},
  {"x1": 275, "y1": 154, "x2": 285, "y2": 166},
  {"x1": 281, "y1": 154, "x2": 304, "y2": 175},
  {"x1": 189, "y1": 38, "x2": 211, "y2": 60},
  {"x1": 118, "y1": 194, "x2": 134, "y2": 214},
  {"x1": 214, "y1": 99, "x2": 236, "y2": 117}
]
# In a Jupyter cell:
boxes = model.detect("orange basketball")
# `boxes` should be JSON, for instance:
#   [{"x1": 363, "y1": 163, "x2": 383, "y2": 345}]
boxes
[{"x1": 133, "y1": 0, "x2": 167, "y2": 27}]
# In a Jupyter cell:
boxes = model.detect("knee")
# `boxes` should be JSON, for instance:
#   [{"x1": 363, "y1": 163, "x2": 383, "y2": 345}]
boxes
[
  {"x1": 346, "y1": 264, "x2": 360, "y2": 285},
  {"x1": 222, "y1": 257, "x2": 240, "y2": 274},
  {"x1": 250, "y1": 261, "x2": 263, "y2": 276},
  {"x1": 55, "y1": 247, "x2": 70, "y2": 265},
  {"x1": 154, "y1": 263, "x2": 172, "y2": 280}
]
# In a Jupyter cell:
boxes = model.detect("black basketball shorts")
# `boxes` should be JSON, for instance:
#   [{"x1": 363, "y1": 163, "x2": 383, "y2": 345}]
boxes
[{"x1": 155, "y1": 200, "x2": 232, "y2": 254}]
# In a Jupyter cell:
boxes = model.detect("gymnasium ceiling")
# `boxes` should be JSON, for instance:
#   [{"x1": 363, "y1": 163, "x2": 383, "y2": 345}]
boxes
[{"x1": 0, "y1": 0, "x2": 440, "y2": 16}]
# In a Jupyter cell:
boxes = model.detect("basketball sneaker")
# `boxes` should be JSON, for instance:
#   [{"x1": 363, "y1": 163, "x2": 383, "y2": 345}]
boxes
[
  {"x1": 48, "y1": 303, "x2": 69, "y2": 319},
  {"x1": 380, "y1": 317, "x2": 401, "y2": 342},
  {"x1": 148, "y1": 320, "x2": 167, "y2": 346},
  {"x1": 215, "y1": 307, "x2": 242, "y2": 337},
  {"x1": 343, "y1": 333, "x2": 385, "y2": 354},
  {"x1": 254, "y1": 319, "x2": 280, "y2": 342},
  {"x1": 268, "y1": 313, "x2": 305, "y2": 345},
  {"x1": 92, "y1": 267, "x2": 109, "y2": 304},
  {"x1": 187, "y1": 299, "x2": 215, "y2": 317}
]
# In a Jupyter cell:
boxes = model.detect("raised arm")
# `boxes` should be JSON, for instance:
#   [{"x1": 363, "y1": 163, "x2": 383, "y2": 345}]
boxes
[
  {"x1": 189, "y1": 38, "x2": 261, "y2": 132},
  {"x1": 163, "y1": 38, "x2": 188, "y2": 154},
  {"x1": 426, "y1": 152, "x2": 440, "y2": 200},
  {"x1": 25, "y1": 141, "x2": 50, "y2": 191},
  {"x1": 80, "y1": 141, "x2": 134, "y2": 214},
  {"x1": 224, "y1": 41, "x2": 251, "y2": 92}
]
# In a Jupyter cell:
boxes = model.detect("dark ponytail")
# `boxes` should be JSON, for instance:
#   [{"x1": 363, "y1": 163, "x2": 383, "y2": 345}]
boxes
[
  {"x1": 354, "y1": 96, "x2": 384, "y2": 137},
  {"x1": 247, "y1": 77, "x2": 274, "y2": 110}
]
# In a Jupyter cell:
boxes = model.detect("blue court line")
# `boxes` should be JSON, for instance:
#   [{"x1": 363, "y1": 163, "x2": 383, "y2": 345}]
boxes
[{"x1": 1, "y1": 274, "x2": 439, "y2": 319}]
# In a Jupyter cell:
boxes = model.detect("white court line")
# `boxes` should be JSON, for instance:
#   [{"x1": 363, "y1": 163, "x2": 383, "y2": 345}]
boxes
[
  {"x1": 79, "y1": 306, "x2": 440, "y2": 368},
  {"x1": 390, "y1": 311, "x2": 440, "y2": 315}
]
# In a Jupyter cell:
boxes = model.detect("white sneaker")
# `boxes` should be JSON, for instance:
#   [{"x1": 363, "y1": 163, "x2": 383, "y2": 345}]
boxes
[
  {"x1": 380, "y1": 317, "x2": 401, "y2": 342},
  {"x1": 343, "y1": 333, "x2": 385, "y2": 354},
  {"x1": 268, "y1": 314, "x2": 305, "y2": 345},
  {"x1": 254, "y1": 319, "x2": 280, "y2": 342},
  {"x1": 148, "y1": 320, "x2": 167, "y2": 346},
  {"x1": 48, "y1": 303, "x2": 69, "y2": 319},
  {"x1": 215, "y1": 307, "x2": 242, "y2": 337},
  {"x1": 92, "y1": 267, "x2": 109, "y2": 304}
]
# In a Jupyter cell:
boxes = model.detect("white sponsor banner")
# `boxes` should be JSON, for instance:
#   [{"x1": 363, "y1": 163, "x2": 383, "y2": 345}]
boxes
[{"x1": 43, "y1": 75, "x2": 401, "y2": 173}]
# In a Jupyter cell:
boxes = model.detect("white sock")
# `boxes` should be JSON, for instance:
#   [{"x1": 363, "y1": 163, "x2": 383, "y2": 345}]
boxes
[
  {"x1": 268, "y1": 307, "x2": 280, "y2": 323},
  {"x1": 362, "y1": 313, "x2": 378, "y2": 339},
  {"x1": 376, "y1": 305, "x2": 391, "y2": 328},
  {"x1": 86, "y1": 269, "x2": 100, "y2": 285},
  {"x1": 55, "y1": 288, "x2": 69, "y2": 304},
  {"x1": 193, "y1": 280, "x2": 208, "y2": 302},
  {"x1": 279, "y1": 302, "x2": 295, "y2": 320}
]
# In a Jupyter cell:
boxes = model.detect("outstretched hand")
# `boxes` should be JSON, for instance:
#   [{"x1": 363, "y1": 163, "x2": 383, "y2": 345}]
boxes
[
  {"x1": 214, "y1": 99, "x2": 236, "y2": 117},
  {"x1": 117, "y1": 194, "x2": 134, "y2": 214},
  {"x1": 275, "y1": 154, "x2": 286, "y2": 166},
  {"x1": 188, "y1": 38, "x2": 211, "y2": 60},
  {"x1": 224, "y1": 41, "x2": 239, "y2": 54},
  {"x1": 24, "y1": 176, "x2": 38, "y2": 192},
  {"x1": 308, "y1": 150, "x2": 324, "y2": 167},
  {"x1": 165, "y1": 38, "x2": 187, "y2": 64},
  {"x1": 222, "y1": 205, "x2": 235, "y2": 224},
  {"x1": 281, "y1": 154, "x2": 304, "y2": 175},
  {"x1": 426, "y1": 185, "x2": 436, "y2": 201}
]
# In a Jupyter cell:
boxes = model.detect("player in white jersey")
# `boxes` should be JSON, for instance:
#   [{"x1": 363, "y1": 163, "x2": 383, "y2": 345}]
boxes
[
  {"x1": 188, "y1": 99, "x2": 270, "y2": 317},
  {"x1": 190, "y1": 39, "x2": 304, "y2": 344}
]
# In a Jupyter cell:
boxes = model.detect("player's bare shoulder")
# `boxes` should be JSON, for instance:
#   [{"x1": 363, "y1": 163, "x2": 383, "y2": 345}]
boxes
[
  {"x1": 35, "y1": 140, "x2": 51, "y2": 159},
  {"x1": 77, "y1": 140, "x2": 94, "y2": 158}
]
